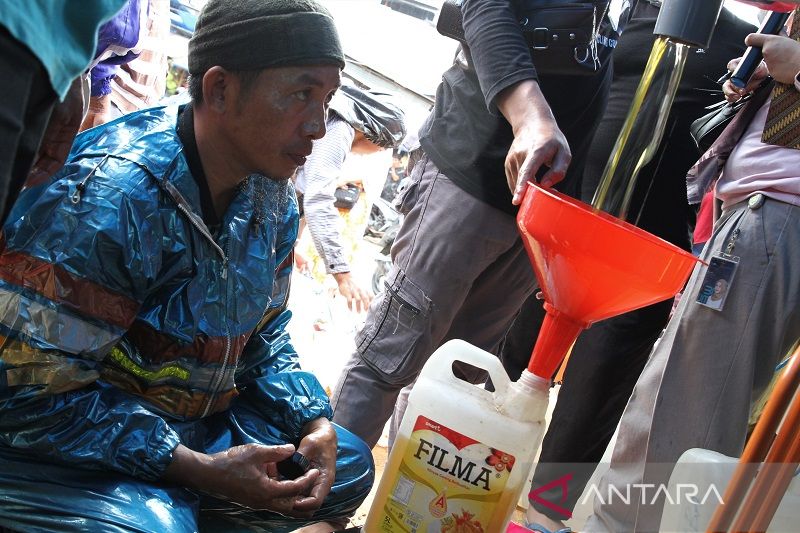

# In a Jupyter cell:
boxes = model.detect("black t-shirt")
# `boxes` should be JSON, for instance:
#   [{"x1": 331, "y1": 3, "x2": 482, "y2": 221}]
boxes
[
  {"x1": 419, "y1": 0, "x2": 629, "y2": 215},
  {"x1": 580, "y1": 4, "x2": 755, "y2": 249},
  {"x1": 177, "y1": 104, "x2": 221, "y2": 230}
]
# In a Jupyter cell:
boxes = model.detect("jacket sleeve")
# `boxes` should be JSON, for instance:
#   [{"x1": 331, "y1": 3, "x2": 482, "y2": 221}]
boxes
[
  {"x1": 236, "y1": 308, "x2": 333, "y2": 442},
  {"x1": 235, "y1": 207, "x2": 332, "y2": 442},
  {"x1": 301, "y1": 118, "x2": 355, "y2": 274},
  {"x1": 0, "y1": 157, "x2": 181, "y2": 481},
  {"x1": 462, "y1": 0, "x2": 538, "y2": 113}
]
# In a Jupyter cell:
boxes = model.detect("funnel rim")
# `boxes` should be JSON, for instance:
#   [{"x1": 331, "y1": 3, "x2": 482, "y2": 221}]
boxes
[
  {"x1": 524, "y1": 184, "x2": 699, "y2": 263},
  {"x1": 730, "y1": 0, "x2": 795, "y2": 13}
]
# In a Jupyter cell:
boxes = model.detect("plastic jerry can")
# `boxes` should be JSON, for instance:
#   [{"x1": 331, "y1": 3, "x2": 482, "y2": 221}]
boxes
[{"x1": 364, "y1": 339, "x2": 550, "y2": 532}]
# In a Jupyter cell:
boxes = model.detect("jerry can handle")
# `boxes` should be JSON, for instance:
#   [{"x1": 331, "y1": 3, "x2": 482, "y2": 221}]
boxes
[{"x1": 419, "y1": 339, "x2": 511, "y2": 403}]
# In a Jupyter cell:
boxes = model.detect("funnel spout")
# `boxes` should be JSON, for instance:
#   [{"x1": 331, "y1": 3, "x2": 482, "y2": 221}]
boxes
[{"x1": 527, "y1": 304, "x2": 586, "y2": 379}]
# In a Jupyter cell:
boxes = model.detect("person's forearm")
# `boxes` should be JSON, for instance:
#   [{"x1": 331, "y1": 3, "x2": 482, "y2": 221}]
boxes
[
  {"x1": 333, "y1": 271, "x2": 352, "y2": 284},
  {"x1": 304, "y1": 205, "x2": 350, "y2": 273},
  {"x1": 301, "y1": 416, "x2": 333, "y2": 438},
  {"x1": 236, "y1": 308, "x2": 333, "y2": 434},
  {"x1": 496, "y1": 79, "x2": 571, "y2": 197},
  {"x1": 495, "y1": 80, "x2": 556, "y2": 136},
  {"x1": 0, "y1": 383, "x2": 180, "y2": 481},
  {"x1": 163, "y1": 444, "x2": 213, "y2": 491},
  {"x1": 79, "y1": 94, "x2": 113, "y2": 131}
]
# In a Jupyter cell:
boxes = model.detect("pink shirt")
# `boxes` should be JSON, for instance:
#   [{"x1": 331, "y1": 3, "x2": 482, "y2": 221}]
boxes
[{"x1": 716, "y1": 100, "x2": 800, "y2": 209}]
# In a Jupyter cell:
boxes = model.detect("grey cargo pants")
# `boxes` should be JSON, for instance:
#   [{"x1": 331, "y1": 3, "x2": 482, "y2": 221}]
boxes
[{"x1": 331, "y1": 154, "x2": 537, "y2": 448}]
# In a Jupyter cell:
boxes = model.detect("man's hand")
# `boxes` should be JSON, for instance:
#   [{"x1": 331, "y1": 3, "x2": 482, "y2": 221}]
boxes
[
  {"x1": 292, "y1": 417, "x2": 338, "y2": 517},
  {"x1": 294, "y1": 249, "x2": 310, "y2": 274},
  {"x1": 722, "y1": 56, "x2": 769, "y2": 102},
  {"x1": 27, "y1": 77, "x2": 85, "y2": 185},
  {"x1": 164, "y1": 443, "x2": 321, "y2": 514},
  {"x1": 333, "y1": 271, "x2": 372, "y2": 313},
  {"x1": 496, "y1": 80, "x2": 571, "y2": 205},
  {"x1": 723, "y1": 34, "x2": 800, "y2": 102},
  {"x1": 746, "y1": 33, "x2": 800, "y2": 85}
]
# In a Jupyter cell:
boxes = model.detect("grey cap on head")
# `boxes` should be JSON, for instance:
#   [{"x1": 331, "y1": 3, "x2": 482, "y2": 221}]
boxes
[{"x1": 188, "y1": 0, "x2": 345, "y2": 75}]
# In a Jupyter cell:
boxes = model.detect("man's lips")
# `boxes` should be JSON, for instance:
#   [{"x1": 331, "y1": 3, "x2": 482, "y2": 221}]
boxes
[{"x1": 287, "y1": 153, "x2": 310, "y2": 166}]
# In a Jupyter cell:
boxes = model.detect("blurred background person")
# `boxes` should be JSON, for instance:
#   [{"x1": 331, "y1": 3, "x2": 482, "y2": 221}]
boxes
[
  {"x1": 109, "y1": 0, "x2": 171, "y2": 118},
  {"x1": 80, "y1": 0, "x2": 147, "y2": 131},
  {"x1": 294, "y1": 83, "x2": 405, "y2": 314}
]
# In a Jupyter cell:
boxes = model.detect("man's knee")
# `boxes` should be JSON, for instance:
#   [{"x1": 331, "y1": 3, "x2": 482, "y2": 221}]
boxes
[
  {"x1": 337, "y1": 423, "x2": 375, "y2": 492},
  {"x1": 317, "y1": 424, "x2": 374, "y2": 519}
]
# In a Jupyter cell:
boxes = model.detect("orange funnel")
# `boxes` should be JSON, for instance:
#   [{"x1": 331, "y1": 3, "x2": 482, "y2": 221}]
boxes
[{"x1": 517, "y1": 184, "x2": 699, "y2": 378}]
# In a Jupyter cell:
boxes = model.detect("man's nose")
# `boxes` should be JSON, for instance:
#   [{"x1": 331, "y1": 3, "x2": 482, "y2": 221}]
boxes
[{"x1": 302, "y1": 106, "x2": 328, "y2": 140}]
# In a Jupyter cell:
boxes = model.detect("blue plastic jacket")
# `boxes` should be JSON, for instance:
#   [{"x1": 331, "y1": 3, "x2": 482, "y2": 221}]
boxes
[{"x1": 0, "y1": 105, "x2": 372, "y2": 531}]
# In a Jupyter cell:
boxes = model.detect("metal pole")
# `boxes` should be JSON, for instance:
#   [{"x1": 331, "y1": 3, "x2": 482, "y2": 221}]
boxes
[{"x1": 706, "y1": 346, "x2": 800, "y2": 532}]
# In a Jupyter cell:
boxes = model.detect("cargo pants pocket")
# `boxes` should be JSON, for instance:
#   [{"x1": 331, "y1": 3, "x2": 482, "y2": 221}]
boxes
[
  {"x1": 396, "y1": 154, "x2": 427, "y2": 216},
  {"x1": 354, "y1": 267, "x2": 432, "y2": 385}
]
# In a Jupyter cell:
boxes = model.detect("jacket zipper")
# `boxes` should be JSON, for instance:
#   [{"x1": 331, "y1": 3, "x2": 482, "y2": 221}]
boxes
[
  {"x1": 173, "y1": 201, "x2": 228, "y2": 277},
  {"x1": 162, "y1": 179, "x2": 232, "y2": 416},
  {"x1": 201, "y1": 226, "x2": 234, "y2": 417},
  {"x1": 163, "y1": 177, "x2": 228, "y2": 276},
  {"x1": 70, "y1": 155, "x2": 111, "y2": 204}
]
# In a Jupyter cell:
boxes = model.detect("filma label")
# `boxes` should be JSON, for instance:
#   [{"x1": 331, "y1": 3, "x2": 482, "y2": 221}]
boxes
[{"x1": 376, "y1": 416, "x2": 516, "y2": 532}]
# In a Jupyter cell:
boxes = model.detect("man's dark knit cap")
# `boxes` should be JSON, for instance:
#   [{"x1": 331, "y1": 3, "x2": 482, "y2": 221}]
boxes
[{"x1": 188, "y1": 0, "x2": 345, "y2": 75}]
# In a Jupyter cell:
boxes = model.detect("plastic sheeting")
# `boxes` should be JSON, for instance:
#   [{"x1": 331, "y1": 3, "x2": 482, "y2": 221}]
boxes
[{"x1": 330, "y1": 83, "x2": 406, "y2": 149}]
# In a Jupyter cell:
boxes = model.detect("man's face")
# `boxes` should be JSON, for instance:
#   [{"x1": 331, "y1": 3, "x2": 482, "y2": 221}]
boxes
[{"x1": 226, "y1": 65, "x2": 341, "y2": 179}]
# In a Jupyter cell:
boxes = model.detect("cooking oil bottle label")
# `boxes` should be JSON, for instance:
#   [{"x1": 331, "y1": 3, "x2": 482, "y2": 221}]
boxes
[{"x1": 376, "y1": 415, "x2": 515, "y2": 532}]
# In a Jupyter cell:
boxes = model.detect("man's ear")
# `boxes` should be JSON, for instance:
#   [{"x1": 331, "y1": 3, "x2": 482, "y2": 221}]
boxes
[{"x1": 202, "y1": 66, "x2": 230, "y2": 113}]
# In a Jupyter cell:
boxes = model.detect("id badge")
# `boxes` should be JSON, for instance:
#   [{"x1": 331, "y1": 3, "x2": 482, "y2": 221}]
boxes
[{"x1": 696, "y1": 253, "x2": 739, "y2": 311}]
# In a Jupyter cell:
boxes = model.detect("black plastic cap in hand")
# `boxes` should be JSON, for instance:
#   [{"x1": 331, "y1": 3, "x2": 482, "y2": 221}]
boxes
[{"x1": 276, "y1": 452, "x2": 311, "y2": 479}]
